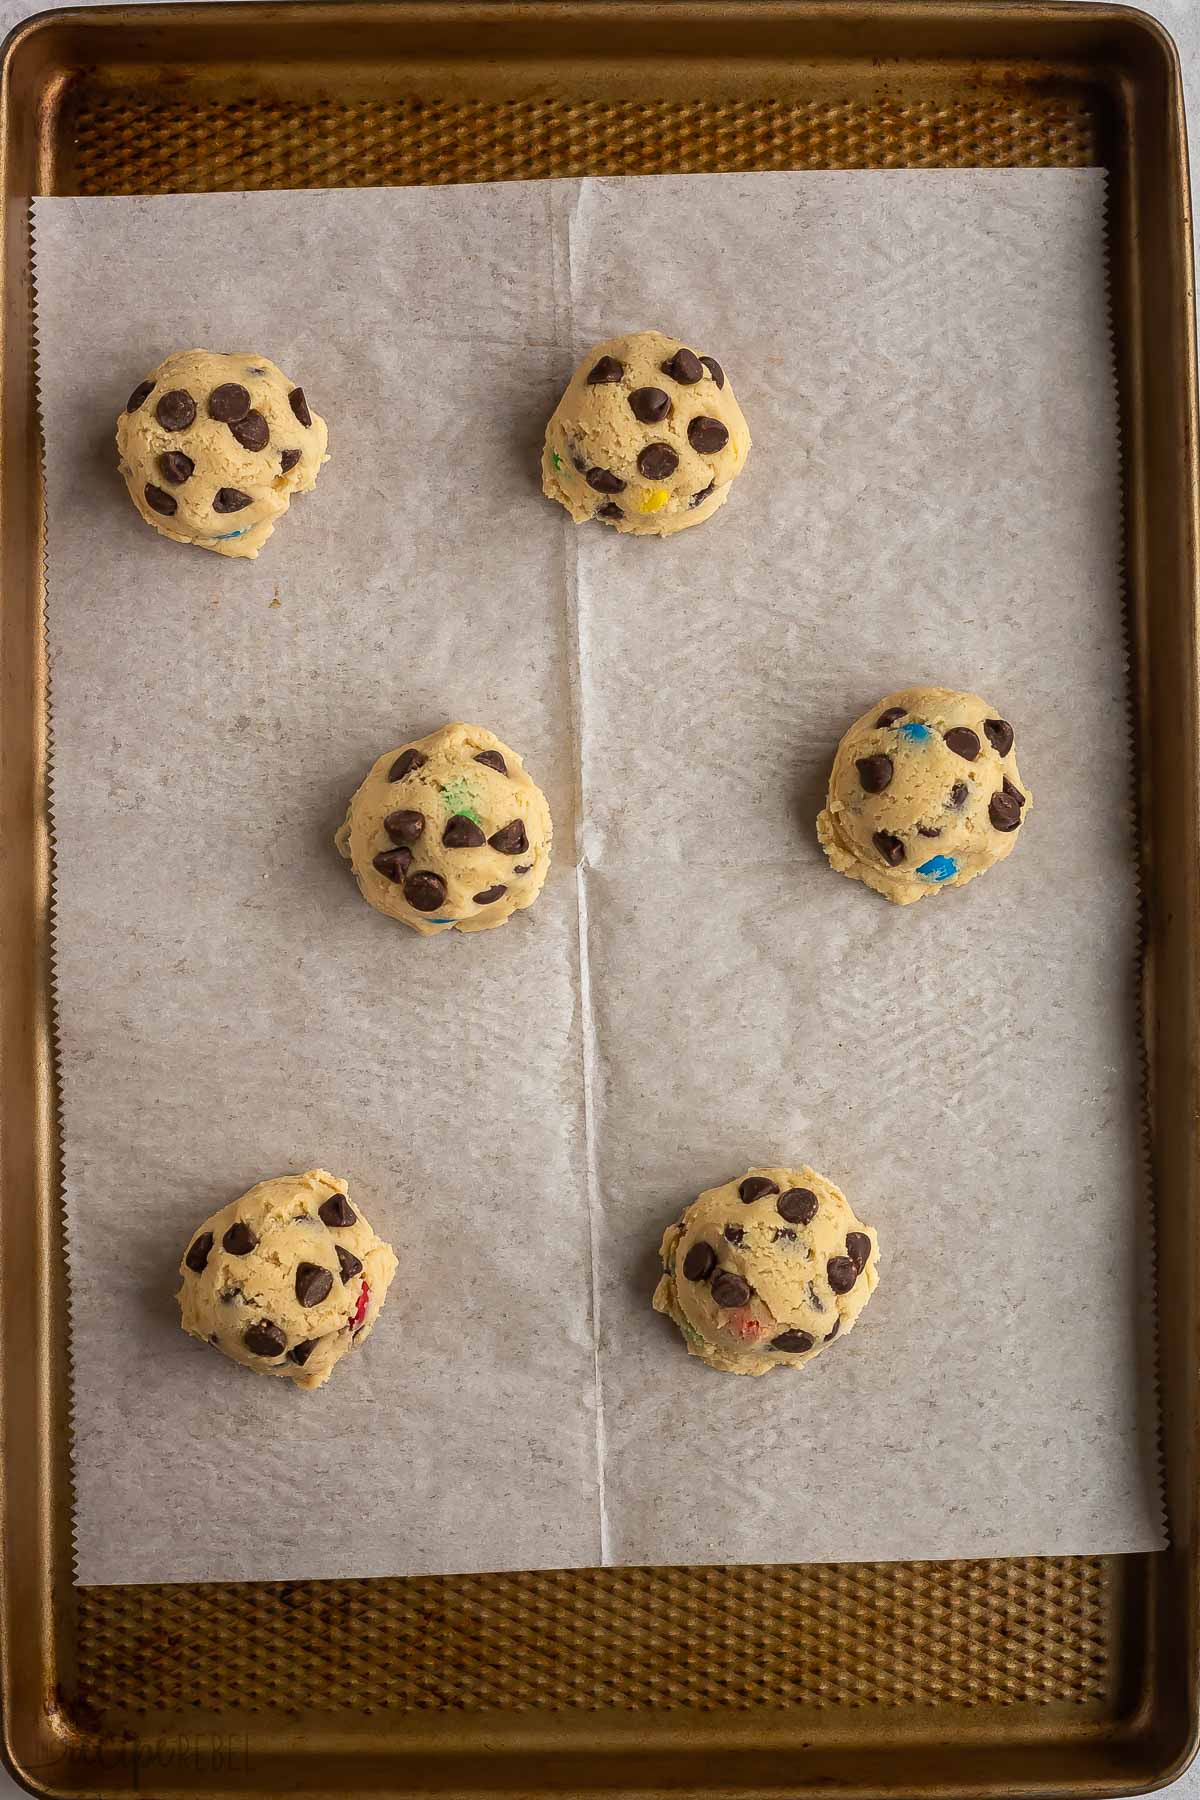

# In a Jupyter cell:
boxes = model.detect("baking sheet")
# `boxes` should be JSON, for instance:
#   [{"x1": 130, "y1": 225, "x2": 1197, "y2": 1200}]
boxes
[{"x1": 32, "y1": 171, "x2": 1162, "y2": 1586}]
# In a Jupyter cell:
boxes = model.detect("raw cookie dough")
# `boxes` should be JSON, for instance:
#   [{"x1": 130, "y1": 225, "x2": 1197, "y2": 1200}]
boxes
[
  {"x1": 817, "y1": 686, "x2": 1031, "y2": 905},
  {"x1": 654, "y1": 1166, "x2": 879, "y2": 1377},
  {"x1": 542, "y1": 330, "x2": 751, "y2": 537},
  {"x1": 116, "y1": 349, "x2": 328, "y2": 559},
  {"x1": 177, "y1": 1169, "x2": 397, "y2": 1390},
  {"x1": 335, "y1": 722, "x2": 552, "y2": 937}
]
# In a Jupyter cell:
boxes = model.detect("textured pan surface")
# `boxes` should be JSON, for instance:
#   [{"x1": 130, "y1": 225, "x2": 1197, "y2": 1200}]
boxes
[
  {"x1": 78, "y1": 1559, "x2": 1111, "y2": 1714},
  {"x1": 65, "y1": 88, "x2": 1099, "y2": 190}
]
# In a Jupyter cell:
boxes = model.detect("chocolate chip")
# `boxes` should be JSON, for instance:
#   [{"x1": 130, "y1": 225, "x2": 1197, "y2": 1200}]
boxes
[
  {"x1": 917, "y1": 825, "x2": 941, "y2": 838},
  {"x1": 184, "y1": 1231, "x2": 214, "y2": 1273},
  {"x1": 778, "y1": 1188, "x2": 818, "y2": 1225},
  {"x1": 295, "y1": 1262, "x2": 334, "y2": 1306},
  {"x1": 587, "y1": 355, "x2": 624, "y2": 384},
  {"x1": 159, "y1": 450, "x2": 194, "y2": 484},
  {"x1": 318, "y1": 1194, "x2": 357, "y2": 1228},
  {"x1": 155, "y1": 389, "x2": 195, "y2": 431},
  {"x1": 388, "y1": 748, "x2": 426, "y2": 781},
  {"x1": 586, "y1": 467, "x2": 625, "y2": 494},
  {"x1": 514, "y1": 862, "x2": 533, "y2": 874},
  {"x1": 825, "y1": 1317, "x2": 841, "y2": 1341},
  {"x1": 856, "y1": 753, "x2": 893, "y2": 794},
  {"x1": 243, "y1": 1320, "x2": 286, "y2": 1358},
  {"x1": 873, "y1": 830, "x2": 906, "y2": 866},
  {"x1": 846, "y1": 1232, "x2": 871, "y2": 1273},
  {"x1": 711, "y1": 1270, "x2": 753, "y2": 1309},
  {"x1": 473, "y1": 885, "x2": 507, "y2": 904},
  {"x1": 984, "y1": 718, "x2": 1014, "y2": 756},
  {"x1": 336, "y1": 1245, "x2": 363, "y2": 1282},
  {"x1": 280, "y1": 447, "x2": 302, "y2": 474},
  {"x1": 126, "y1": 379, "x2": 154, "y2": 412},
  {"x1": 219, "y1": 1286, "x2": 242, "y2": 1304},
  {"x1": 637, "y1": 443, "x2": 678, "y2": 481},
  {"x1": 289, "y1": 387, "x2": 312, "y2": 428},
  {"x1": 208, "y1": 383, "x2": 250, "y2": 423},
  {"x1": 290, "y1": 1339, "x2": 318, "y2": 1366},
  {"x1": 230, "y1": 410, "x2": 269, "y2": 451},
  {"x1": 682, "y1": 1241, "x2": 716, "y2": 1282},
  {"x1": 384, "y1": 809, "x2": 424, "y2": 844},
  {"x1": 405, "y1": 870, "x2": 448, "y2": 911},
  {"x1": 144, "y1": 484, "x2": 177, "y2": 517},
  {"x1": 949, "y1": 781, "x2": 969, "y2": 808},
  {"x1": 827, "y1": 1256, "x2": 858, "y2": 1294},
  {"x1": 373, "y1": 847, "x2": 412, "y2": 882},
  {"x1": 989, "y1": 786, "x2": 1023, "y2": 831},
  {"x1": 690, "y1": 481, "x2": 715, "y2": 509},
  {"x1": 944, "y1": 727, "x2": 981, "y2": 761},
  {"x1": 662, "y1": 347, "x2": 703, "y2": 384},
  {"x1": 687, "y1": 416, "x2": 729, "y2": 454},
  {"x1": 700, "y1": 356, "x2": 725, "y2": 389},
  {"x1": 1004, "y1": 775, "x2": 1025, "y2": 804},
  {"x1": 489, "y1": 820, "x2": 529, "y2": 855},
  {"x1": 876, "y1": 706, "x2": 907, "y2": 727},
  {"x1": 772, "y1": 1329, "x2": 814, "y2": 1354},
  {"x1": 223, "y1": 1222, "x2": 257, "y2": 1255},
  {"x1": 597, "y1": 502, "x2": 623, "y2": 520},
  {"x1": 213, "y1": 488, "x2": 252, "y2": 513},
  {"x1": 629, "y1": 387, "x2": 670, "y2": 423},
  {"x1": 444, "y1": 814, "x2": 485, "y2": 848},
  {"x1": 474, "y1": 750, "x2": 507, "y2": 774},
  {"x1": 723, "y1": 1224, "x2": 745, "y2": 1245},
  {"x1": 739, "y1": 1175, "x2": 780, "y2": 1203}
]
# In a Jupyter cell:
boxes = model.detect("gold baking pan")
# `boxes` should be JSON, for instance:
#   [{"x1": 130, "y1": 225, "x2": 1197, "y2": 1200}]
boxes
[{"x1": 0, "y1": 3, "x2": 1195, "y2": 1794}]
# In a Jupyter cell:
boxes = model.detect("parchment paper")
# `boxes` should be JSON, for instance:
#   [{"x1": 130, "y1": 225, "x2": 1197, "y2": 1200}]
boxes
[{"x1": 32, "y1": 171, "x2": 1162, "y2": 1586}]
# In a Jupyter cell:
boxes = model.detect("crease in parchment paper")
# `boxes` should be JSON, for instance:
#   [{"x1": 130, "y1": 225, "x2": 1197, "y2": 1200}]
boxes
[
  {"x1": 30, "y1": 170, "x2": 1164, "y2": 1586},
  {"x1": 549, "y1": 177, "x2": 612, "y2": 1564}
]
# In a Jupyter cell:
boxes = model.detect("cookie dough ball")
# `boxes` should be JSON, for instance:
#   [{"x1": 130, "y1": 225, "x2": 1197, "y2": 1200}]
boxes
[
  {"x1": 335, "y1": 722, "x2": 552, "y2": 937},
  {"x1": 817, "y1": 686, "x2": 1031, "y2": 905},
  {"x1": 177, "y1": 1170, "x2": 396, "y2": 1390},
  {"x1": 542, "y1": 330, "x2": 751, "y2": 537},
  {"x1": 116, "y1": 349, "x2": 328, "y2": 559},
  {"x1": 654, "y1": 1166, "x2": 879, "y2": 1377}
]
